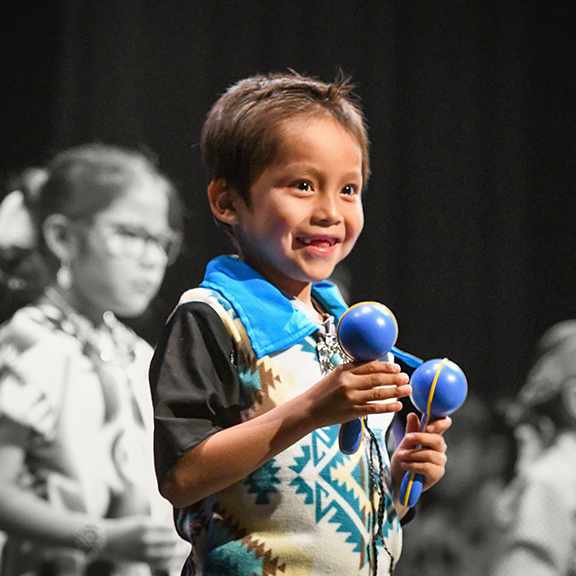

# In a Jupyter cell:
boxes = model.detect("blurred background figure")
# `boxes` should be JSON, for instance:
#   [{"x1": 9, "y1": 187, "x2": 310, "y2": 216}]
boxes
[
  {"x1": 0, "y1": 143, "x2": 189, "y2": 576},
  {"x1": 489, "y1": 321, "x2": 576, "y2": 576},
  {"x1": 394, "y1": 393, "x2": 516, "y2": 576},
  {"x1": 0, "y1": 167, "x2": 49, "y2": 324}
]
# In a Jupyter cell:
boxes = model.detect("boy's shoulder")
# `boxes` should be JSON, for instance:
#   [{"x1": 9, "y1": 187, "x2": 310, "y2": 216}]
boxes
[
  {"x1": 177, "y1": 286, "x2": 245, "y2": 352},
  {"x1": 178, "y1": 286, "x2": 239, "y2": 329},
  {"x1": 179, "y1": 286, "x2": 232, "y2": 308}
]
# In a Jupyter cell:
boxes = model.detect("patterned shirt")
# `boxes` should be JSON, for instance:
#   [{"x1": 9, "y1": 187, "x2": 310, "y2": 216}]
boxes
[
  {"x1": 0, "y1": 296, "x2": 173, "y2": 576},
  {"x1": 150, "y1": 255, "x2": 403, "y2": 576}
]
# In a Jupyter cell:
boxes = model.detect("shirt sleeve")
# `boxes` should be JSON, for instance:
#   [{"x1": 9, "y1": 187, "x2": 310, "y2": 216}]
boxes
[
  {"x1": 149, "y1": 301, "x2": 243, "y2": 484},
  {"x1": 0, "y1": 315, "x2": 63, "y2": 440}
]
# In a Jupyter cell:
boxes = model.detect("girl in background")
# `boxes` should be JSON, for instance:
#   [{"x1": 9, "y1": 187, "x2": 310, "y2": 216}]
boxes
[
  {"x1": 490, "y1": 321, "x2": 576, "y2": 576},
  {"x1": 0, "y1": 143, "x2": 189, "y2": 576}
]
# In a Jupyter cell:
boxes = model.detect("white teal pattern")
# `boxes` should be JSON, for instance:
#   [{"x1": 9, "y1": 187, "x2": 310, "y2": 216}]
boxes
[{"x1": 174, "y1": 274, "x2": 402, "y2": 576}]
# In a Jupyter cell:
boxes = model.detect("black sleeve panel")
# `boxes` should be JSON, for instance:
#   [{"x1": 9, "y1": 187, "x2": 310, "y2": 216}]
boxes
[{"x1": 149, "y1": 301, "x2": 243, "y2": 484}]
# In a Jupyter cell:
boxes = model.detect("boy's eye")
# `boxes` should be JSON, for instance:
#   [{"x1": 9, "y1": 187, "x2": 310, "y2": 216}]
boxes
[
  {"x1": 295, "y1": 181, "x2": 312, "y2": 191},
  {"x1": 341, "y1": 185, "x2": 359, "y2": 196}
]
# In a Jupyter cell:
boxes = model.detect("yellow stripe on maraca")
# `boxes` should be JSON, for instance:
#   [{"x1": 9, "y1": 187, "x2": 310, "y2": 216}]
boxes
[{"x1": 401, "y1": 358, "x2": 448, "y2": 507}]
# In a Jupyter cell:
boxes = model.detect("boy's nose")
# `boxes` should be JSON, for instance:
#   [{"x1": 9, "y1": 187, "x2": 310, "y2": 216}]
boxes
[{"x1": 312, "y1": 193, "x2": 342, "y2": 224}]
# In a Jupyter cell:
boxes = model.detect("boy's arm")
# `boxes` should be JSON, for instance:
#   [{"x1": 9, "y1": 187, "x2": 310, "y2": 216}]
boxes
[
  {"x1": 149, "y1": 301, "x2": 243, "y2": 487},
  {"x1": 163, "y1": 371, "x2": 410, "y2": 509},
  {"x1": 150, "y1": 301, "x2": 319, "y2": 508},
  {"x1": 162, "y1": 388, "x2": 321, "y2": 508},
  {"x1": 150, "y1": 302, "x2": 411, "y2": 510}
]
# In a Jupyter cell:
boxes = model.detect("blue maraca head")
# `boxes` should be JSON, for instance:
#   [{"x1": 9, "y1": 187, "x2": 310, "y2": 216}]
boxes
[
  {"x1": 410, "y1": 358, "x2": 468, "y2": 418},
  {"x1": 337, "y1": 302, "x2": 398, "y2": 362}
]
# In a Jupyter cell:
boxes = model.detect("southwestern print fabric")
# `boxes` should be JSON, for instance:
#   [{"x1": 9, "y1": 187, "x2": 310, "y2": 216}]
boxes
[{"x1": 171, "y1": 286, "x2": 402, "y2": 575}]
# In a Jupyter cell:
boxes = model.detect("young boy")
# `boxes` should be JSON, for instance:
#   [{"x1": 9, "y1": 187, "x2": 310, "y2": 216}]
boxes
[{"x1": 149, "y1": 72, "x2": 451, "y2": 576}]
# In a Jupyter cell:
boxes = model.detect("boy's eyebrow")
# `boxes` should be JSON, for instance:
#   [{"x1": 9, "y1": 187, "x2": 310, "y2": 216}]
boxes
[{"x1": 280, "y1": 161, "x2": 363, "y2": 182}]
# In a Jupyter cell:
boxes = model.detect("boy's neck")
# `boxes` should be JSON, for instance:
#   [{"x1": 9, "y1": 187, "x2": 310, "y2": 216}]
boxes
[
  {"x1": 291, "y1": 285, "x2": 314, "y2": 309},
  {"x1": 282, "y1": 292, "x2": 330, "y2": 323},
  {"x1": 240, "y1": 254, "x2": 316, "y2": 309},
  {"x1": 280, "y1": 287, "x2": 326, "y2": 323}
]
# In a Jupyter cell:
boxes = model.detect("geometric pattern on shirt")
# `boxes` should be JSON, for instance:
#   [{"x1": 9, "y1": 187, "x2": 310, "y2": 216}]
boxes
[{"x1": 177, "y1": 289, "x2": 402, "y2": 575}]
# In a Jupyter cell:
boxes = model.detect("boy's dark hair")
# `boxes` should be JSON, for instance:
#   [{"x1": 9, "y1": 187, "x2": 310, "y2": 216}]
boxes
[{"x1": 201, "y1": 71, "x2": 370, "y2": 205}]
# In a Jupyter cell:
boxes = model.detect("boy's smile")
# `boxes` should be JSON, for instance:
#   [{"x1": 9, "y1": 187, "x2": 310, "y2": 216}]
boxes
[{"x1": 229, "y1": 114, "x2": 364, "y2": 304}]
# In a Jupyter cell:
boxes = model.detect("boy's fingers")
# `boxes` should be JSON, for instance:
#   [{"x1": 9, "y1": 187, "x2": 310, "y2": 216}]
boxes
[
  {"x1": 425, "y1": 416, "x2": 452, "y2": 434},
  {"x1": 403, "y1": 414, "x2": 452, "y2": 435},
  {"x1": 360, "y1": 400, "x2": 405, "y2": 415},
  {"x1": 347, "y1": 360, "x2": 402, "y2": 374},
  {"x1": 404, "y1": 430, "x2": 448, "y2": 450},
  {"x1": 356, "y1": 372, "x2": 410, "y2": 391},
  {"x1": 411, "y1": 435, "x2": 447, "y2": 455},
  {"x1": 404, "y1": 411, "x2": 421, "y2": 434},
  {"x1": 355, "y1": 382, "x2": 411, "y2": 403},
  {"x1": 400, "y1": 454, "x2": 447, "y2": 479}
]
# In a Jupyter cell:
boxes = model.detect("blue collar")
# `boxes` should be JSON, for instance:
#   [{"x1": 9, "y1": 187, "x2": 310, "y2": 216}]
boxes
[{"x1": 200, "y1": 255, "x2": 348, "y2": 358}]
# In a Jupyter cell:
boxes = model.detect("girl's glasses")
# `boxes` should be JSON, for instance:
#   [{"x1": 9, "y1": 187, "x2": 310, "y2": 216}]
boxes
[{"x1": 89, "y1": 219, "x2": 183, "y2": 265}]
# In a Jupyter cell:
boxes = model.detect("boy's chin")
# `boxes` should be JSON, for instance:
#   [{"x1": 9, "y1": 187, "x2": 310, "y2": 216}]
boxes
[
  {"x1": 293, "y1": 265, "x2": 336, "y2": 285},
  {"x1": 309, "y1": 261, "x2": 342, "y2": 283}
]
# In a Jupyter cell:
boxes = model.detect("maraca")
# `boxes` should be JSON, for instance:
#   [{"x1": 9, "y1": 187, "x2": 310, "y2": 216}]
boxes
[
  {"x1": 336, "y1": 302, "x2": 399, "y2": 455},
  {"x1": 336, "y1": 301, "x2": 468, "y2": 507},
  {"x1": 398, "y1": 357, "x2": 467, "y2": 507}
]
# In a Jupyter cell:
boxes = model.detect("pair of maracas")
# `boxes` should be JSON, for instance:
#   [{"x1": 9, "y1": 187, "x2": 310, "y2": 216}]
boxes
[{"x1": 336, "y1": 302, "x2": 468, "y2": 508}]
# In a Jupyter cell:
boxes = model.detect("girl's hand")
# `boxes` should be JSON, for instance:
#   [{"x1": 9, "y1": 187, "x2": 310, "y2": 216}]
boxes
[
  {"x1": 305, "y1": 360, "x2": 412, "y2": 429},
  {"x1": 103, "y1": 516, "x2": 189, "y2": 570},
  {"x1": 391, "y1": 412, "x2": 452, "y2": 506}
]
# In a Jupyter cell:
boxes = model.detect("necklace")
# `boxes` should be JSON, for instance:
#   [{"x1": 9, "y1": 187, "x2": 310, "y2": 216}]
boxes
[
  {"x1": 44, "y1": 286, "x2": 136, "y2": 364},
  {"x1": 315, "y1": 315, "x2": 349, "y2": 376},
  {"x1": 316, "y1": 330, "x2": 348, "y2": 376},
  {"x1": 313, "y1": 311, "x2": 396, "y2": 574}
]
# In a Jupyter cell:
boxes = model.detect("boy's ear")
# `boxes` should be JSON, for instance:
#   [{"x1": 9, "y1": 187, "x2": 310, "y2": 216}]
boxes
[{"x1": 208, "y1": 179, "x2": 241, "y2": 226}]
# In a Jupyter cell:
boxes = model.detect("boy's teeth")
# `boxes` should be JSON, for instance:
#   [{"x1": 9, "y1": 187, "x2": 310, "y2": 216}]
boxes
[{"x1": 302, "y1": 238, "x2": 334, "y2": 246}]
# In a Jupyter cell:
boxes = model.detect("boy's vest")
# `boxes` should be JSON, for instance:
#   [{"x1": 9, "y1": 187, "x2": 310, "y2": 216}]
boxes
[{"x1": 175, "y1": 286, "x2": 403, "y2": 576}]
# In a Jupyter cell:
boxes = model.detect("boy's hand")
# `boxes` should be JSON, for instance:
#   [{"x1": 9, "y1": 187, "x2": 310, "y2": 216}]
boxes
[
  {"x1": 306, "y1": 361, "x2": 412, "y2": 429},
  {"x1": 391, "y1": 412, "x2": 451, "y2": 508}
]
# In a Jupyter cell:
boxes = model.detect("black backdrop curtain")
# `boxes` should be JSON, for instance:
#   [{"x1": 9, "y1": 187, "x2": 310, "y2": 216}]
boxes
[{"x1": 2, "y1": 0, "x2": 576, "y2": 405}]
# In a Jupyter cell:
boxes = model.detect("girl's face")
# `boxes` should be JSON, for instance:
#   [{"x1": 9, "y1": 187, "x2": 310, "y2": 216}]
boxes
[
  {"x1": 230, "y1": 115, "x2": 364, "y2": 302},
  {"x1": 67, "y1": 179, "x2": 176, "y2": 322}
]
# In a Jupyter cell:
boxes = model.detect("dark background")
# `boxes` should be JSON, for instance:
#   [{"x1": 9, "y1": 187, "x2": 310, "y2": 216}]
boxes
[{"x1": 2, "y1": 1, "x2": 575, "y2": 407}]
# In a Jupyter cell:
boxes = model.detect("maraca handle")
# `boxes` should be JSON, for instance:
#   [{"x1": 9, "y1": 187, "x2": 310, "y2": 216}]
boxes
[
  {"x1": 399, "y1": 471, "x2": 424, "y2": 508},
  {"x1": 398, "y1": 408, "x2": 428, "y2": 507},
  {"x1": 339, "y1": 418, "x2": 364, "y2": 454}
]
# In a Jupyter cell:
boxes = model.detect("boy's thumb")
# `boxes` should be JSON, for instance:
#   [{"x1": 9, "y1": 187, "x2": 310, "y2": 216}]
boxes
[{"x1": 405, "y1": 411, "x2": 421, "y2": 434}]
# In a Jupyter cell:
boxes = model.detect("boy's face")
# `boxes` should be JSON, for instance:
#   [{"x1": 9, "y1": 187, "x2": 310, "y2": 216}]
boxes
[{"x1": 232, "y1": 114, "x2": 364, "y2": 299}]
